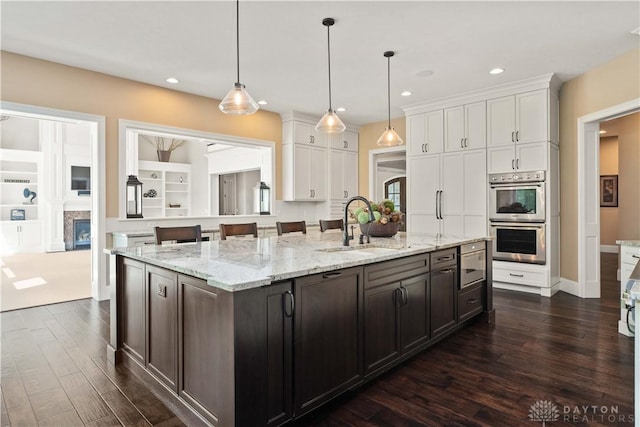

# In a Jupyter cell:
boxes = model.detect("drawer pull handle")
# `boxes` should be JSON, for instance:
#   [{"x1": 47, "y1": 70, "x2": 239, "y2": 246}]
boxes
[
  {"x1": 440, "y1": 268, "x2": 454, "y2": 274},
  {"x1": 632, "y1": 255, "x2": 640, "y2": 259},
  {"x1": 437, "y1": 255, "x2": 454, "y2": 262},
  {"x1": 322, "y1": 272, "x2": 343, "y2": 279},
  {"x1": 509, "y1": 273, "x2": 524, "y2": 277},
  {"x1": 466, "y1": 298, "x2": 478, "y2": 304}
]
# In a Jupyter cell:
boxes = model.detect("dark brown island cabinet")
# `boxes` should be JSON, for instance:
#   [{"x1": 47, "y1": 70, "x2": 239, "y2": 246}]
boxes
[{"x1": 109, "y1": 241, "x2": 494, "y2": 427}]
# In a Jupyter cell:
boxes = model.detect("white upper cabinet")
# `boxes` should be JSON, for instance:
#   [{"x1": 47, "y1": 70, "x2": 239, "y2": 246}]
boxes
[
  {"x1": 329, "y1": 131, "x2": 358, "y2": 152},
  {"x1": 283, "y1": 143, "x2": 327, "y2": 201},
  {"x1": 407, "y1": 110, "x2": 443, "y2": 156},
  {"x1": 444, "y1": 101, "x2": 486, "y2": 152},
  {"x1": 287, "y1": 121, "x2": 328, "y2": 147},
  {"x1": 329, "y1": 150, "x2": 358, "y2": 200},
  {"x1": 487, "y1": 89, "x2": 548, "y2": 148}
]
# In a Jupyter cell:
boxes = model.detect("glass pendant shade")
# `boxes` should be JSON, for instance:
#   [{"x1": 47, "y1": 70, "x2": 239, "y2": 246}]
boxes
[
  {"x1": 377, "y1": 50, "x2": 404, "y2": 147},
  {"x1": 376, "y1": 126, "x2": 404, "y2": 147},
  {"x1": 219, "y1": 83, "x2": 259, "y2": 115},
  {"x1": 315, "y1": 108, "x2": 346, "y2": 133}
]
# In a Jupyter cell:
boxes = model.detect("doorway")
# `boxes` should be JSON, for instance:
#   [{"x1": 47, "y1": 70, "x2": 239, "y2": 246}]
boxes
[
  {"x1": 1, "y1": 101, "x2": 107, "y2": 308},
  {"x1": 384, "y1": 177, "x2": 406, "y2": 231},
  {"x1": 369, "y1": 146, "x2": 406, "y2": 227},
  {"x1": 577, "y1": 98, "x2": 640, "y2": 299}
]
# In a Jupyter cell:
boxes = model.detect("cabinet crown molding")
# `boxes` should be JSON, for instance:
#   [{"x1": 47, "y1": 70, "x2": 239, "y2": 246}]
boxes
[
  {"x1": 280, "y1": 110, "x2": 360, "y2": 133},
  {"x1": 402, "y1": 73, "x2": 562, "y2": 117}
]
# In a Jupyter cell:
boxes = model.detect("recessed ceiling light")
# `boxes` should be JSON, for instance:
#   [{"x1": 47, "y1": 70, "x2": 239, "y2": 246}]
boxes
[
  {"x1": 400, "y1": 91, "x2": 412, "y2": 97},
  {"x1": 165, "y1": 77, "x2": 179, "y2": 84},
  {"x1": 599, "y1": 130, "x2": 607, "y2": 134},
  {"x1": 336, "y1": 107, "x2": 346, "y2": 112},
  {"x1": 416, "y1": 70, "x2": 433, "y2": 77},
  {"x1": 258, "y1": 100, "x2": 268, "y2": 105},
  {"x1": 490, "y1": 68, "x2": 504, "y2": 75}
]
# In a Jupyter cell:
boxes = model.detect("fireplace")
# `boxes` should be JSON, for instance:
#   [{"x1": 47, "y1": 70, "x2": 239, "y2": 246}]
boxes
[{"x1": 73, "y1": 219, "x2": 91, "y2": 250}]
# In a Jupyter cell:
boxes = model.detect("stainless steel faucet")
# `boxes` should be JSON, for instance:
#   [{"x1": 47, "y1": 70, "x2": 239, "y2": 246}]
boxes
[{"x1": 343, "y1": 196, "x2": 375, "y2": 246}]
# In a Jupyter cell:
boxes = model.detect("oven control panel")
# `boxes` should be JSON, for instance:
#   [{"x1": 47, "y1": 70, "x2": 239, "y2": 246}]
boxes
[{"x1": 489, "y1": 170, "x2": 545, "y2": 184}]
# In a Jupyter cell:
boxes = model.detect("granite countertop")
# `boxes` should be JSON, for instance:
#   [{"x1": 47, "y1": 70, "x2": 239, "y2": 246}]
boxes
[
  {"x1": 108, "y1": 231, "x2": 490, "y2": 292},
  {"x1": 617, "y1": 240, "x2": 640, "y2": 247},
  {"x1": 112, "y1": 224, "x2": 319, "y2": 238}
]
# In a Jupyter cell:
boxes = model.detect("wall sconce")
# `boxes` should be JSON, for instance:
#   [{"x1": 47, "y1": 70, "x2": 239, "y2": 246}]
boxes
[
  {"x1": 126, "y1": 175, "x2": 143, "y2": 218},
  {"x1": 254, "y1": 181, "x2": 270, "y2": 215}
]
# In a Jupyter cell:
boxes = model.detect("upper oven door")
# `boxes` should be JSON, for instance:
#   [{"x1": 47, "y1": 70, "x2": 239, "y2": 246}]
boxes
[{"x1": 489, "y1": 183, "x2": 545, "y2": 222}]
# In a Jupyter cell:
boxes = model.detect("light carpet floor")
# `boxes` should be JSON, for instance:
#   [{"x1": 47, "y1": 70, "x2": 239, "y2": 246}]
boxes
[{"x1": 0, "y1": 250, "x2": 91, "y2": 311}]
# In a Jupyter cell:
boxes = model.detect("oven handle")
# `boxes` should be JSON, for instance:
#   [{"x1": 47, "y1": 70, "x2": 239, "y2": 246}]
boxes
[
  {"x1": 489, "y1": 183, "x2": 544, "y2": 189},
  {"x1": 489, "y1": 222, "x2": 545, "y2": 230}
]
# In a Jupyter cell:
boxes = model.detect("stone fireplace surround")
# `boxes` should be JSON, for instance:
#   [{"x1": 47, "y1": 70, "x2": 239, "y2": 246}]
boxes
[{"x1": 64, "y1": 210, "x2": 90, "y2": 250}]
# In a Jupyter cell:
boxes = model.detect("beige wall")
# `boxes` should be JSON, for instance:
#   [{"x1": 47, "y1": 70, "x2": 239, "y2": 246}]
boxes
[
  {"x1": 0, "y1": 52, "x2": 283, "y2": 218},
  {"x1": 357, "y1": 117, "x2": 406, "y2": 199},
  {"x1": 606, "y1": 113, "x2": 640, "y2": 243},
  {"x1": 559, "y1": 47, "x2": 640, "y2": 281},
  {"x1": 599, "y1": 136, "x2": 618, "y2": 245}
]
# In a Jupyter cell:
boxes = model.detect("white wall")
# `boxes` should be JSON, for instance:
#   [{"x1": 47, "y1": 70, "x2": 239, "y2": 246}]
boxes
[{"x1": 0, "y1": 116, "x2": 39, "y2": 151}]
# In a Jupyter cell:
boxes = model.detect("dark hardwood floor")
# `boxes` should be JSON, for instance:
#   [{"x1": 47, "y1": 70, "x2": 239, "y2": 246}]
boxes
[{"x1": 1, "y1": 254, "x2": 633, "y2": 426}]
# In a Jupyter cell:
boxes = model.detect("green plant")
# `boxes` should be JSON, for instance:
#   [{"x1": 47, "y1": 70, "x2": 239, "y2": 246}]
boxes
[{"x1": 350, "y1": 199, "x2": 403, "y2": 225}]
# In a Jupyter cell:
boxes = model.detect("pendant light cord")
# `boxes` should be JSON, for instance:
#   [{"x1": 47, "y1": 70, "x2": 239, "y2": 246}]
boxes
[
  {"x1": 326, "y1": 24, "x2": 332, "y2": 110},
  {"x1": 387, "y1": 55, "x2": 391, "y2": 127},
  {"x1": 236, "y1": 0, "x2": 240, "y2": 84}
]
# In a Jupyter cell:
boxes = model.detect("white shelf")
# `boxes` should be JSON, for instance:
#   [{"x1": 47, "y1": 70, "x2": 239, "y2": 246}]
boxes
[{"x1": 136, "y1": 160, "x2": 191, "y2": 218}]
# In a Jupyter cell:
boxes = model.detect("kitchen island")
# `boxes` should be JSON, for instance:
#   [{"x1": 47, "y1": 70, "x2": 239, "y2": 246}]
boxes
[{"x1": 108, "y1": 231, "x2": 494, "y2": 427}]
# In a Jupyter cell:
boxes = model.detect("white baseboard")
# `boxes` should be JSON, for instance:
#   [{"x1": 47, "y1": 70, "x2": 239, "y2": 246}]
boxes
[
  {"x1": 600, "y1": 245, "x2": 619, "y2": 253},
  {"x1": 560, "y1": 278, "x2": 579, "y2": 296},
  {"x1": 493, "y1": 281, "x2": 546, "y2": 296}
]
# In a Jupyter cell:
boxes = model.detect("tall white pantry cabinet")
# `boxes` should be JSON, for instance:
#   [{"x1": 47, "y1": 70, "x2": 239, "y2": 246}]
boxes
[{"x1": 404, "y1": 74, "x2": 561, "y2": 296}]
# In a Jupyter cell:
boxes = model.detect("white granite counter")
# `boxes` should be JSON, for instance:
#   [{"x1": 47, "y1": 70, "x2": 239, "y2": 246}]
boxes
[
  {"x1": 108, "y1": 231, "x2": 489, "y2": 292},
  {"x1": 617, "y1": 240, "x2": 640, "y2": 248}
]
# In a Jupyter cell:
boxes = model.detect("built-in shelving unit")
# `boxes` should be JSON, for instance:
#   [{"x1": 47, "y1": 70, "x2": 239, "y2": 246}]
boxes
[
  {"x1": 0, "y1": 148, "x2": 44, "y2": 253},
  {"x1": 138, "y1": 160, "x2": 191, "y2": 218}
]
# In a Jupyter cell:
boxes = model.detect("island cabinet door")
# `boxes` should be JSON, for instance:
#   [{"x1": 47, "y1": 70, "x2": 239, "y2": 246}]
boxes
[
  {"x1": 146, "y1": 265, "x2": 178, "y2": 392},
  {"x1": 364, "y1": 282, "x2": 401, "y2": 376},
  {"x1": 178, "y1": 275, "x2": 234, "y2": 427},
  {"x1": 293, "y1": 266, "x2": 364, "y2": 417},
  {"x1": 399, "y1": 273, "x2": 430, "y2": 355},
  {"x1": 430, "y1": 250, "x2": 458, "y2": 339},
  {"x1": 120, "y1": 257, "x2": 146, "y2": 365},
  {"x1": 231, "y1": 281, "x2": 294, "y2": 427}
]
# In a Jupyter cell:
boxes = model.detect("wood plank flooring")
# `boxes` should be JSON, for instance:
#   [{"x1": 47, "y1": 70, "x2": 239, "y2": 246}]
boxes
[{"x1": 1, "y1": 254, "x2": 634, "y2": 426}]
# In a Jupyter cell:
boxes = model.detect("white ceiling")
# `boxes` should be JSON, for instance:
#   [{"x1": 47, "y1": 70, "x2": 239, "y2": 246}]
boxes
[{"x1": 2, "y1": 1, "x2": 639, "y2": 125}]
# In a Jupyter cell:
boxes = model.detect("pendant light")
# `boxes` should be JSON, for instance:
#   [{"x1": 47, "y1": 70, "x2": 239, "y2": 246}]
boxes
[
  {"x1": 376, "y1": 51, "x2": 404, "y2": 146},
  {"x1": 315, "y1": 18, "x2": 346, "y2": 134},
  {"x1": 219, "y1": 0, "x2": 259, "y2": 115}
]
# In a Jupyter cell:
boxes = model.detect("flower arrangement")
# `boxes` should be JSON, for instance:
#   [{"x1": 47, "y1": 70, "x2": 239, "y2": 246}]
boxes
[{"x1": 350, "y1": 199, "x2": 403, "y2": 237}]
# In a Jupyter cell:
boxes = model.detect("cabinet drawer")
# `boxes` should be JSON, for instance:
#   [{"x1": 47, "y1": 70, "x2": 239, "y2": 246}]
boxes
[
  {"x1": 364, "y1": 254, "x2": 429, "y2": 289},
  {"x1": 458, "y1": 282, "x2": 484, "y2": 322},
  {"x1": 493, "y1": 264, "x2": 546, "y2": 287},
  {"x1": 431, "y1": 248, "x2": 456, "y2": 269}
]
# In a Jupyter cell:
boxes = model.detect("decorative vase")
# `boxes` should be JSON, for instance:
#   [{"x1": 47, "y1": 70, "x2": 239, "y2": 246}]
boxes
[
  {"x1": 360, "y1": 221, "x2": 401, "y2": 237},
  {"x1": 157, "y1": 150, "x2": 171, "y2": 162}
]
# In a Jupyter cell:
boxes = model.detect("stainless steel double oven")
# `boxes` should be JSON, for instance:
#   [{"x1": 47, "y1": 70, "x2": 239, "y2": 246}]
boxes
[{"x1": 489, "y1": 171, "x2": 546, "y2": 264}]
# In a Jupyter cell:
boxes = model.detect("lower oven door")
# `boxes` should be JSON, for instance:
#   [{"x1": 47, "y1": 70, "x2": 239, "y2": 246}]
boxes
[{"x1": 490, "y1": 223, "x2": 546, "y2": 264}]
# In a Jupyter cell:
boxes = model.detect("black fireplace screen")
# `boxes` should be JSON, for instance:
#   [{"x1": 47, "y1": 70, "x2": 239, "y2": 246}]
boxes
[{"x1": 73, "y1": 219, "x2": 91, "y2": 249}]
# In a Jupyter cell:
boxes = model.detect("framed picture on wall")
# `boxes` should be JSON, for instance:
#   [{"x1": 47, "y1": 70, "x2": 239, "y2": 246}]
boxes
[{"x1": 600, "y1": 175, "x2": 618, "y2": 207}]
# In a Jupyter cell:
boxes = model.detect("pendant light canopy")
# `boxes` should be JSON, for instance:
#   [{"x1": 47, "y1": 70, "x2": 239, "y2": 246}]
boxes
[
  {"x1": 219, "y1": 0, "x2": 259, "y2": 115},
  {"x1": 377, "y1": 51, "x2": 404, "y2": 147},
  {"x1": 315, "y1": 18, "x2": 346, "y2": 134}
]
